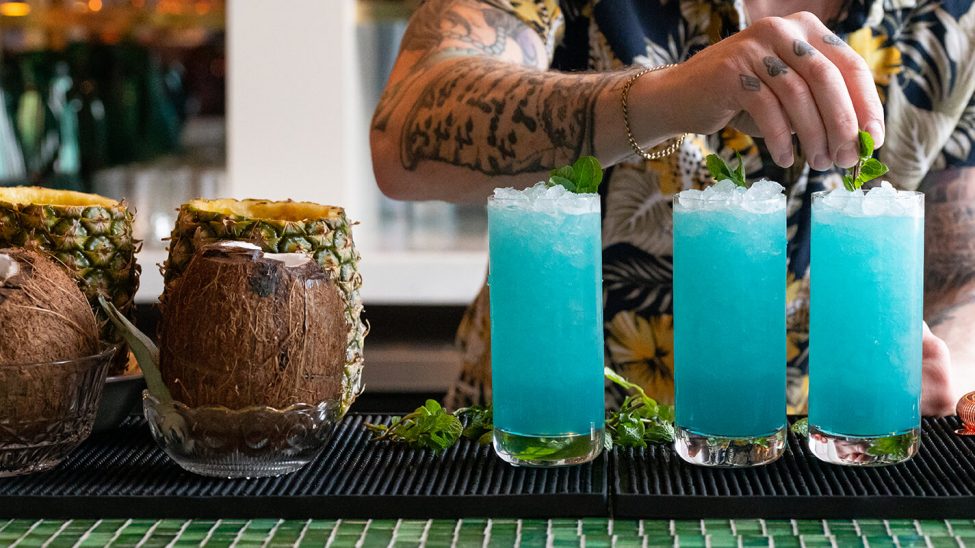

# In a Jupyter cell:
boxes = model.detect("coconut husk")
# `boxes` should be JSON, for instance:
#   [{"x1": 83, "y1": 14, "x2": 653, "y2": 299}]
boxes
[
  {"x1": 0, "y1": 248, "x2": 100, "y2": 366},
  {"x1": 160, "y1": 242, "x2": 348, "y2": 409}
]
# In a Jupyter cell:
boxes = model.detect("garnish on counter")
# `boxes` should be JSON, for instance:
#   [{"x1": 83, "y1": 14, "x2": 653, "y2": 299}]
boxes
[
  {"x1": 546, "y1": 156, "x2": 604, "y2": 193},
  {"x1": 705, "y1": 152, "x2": 747, "y2": 187},
  {"x1": 364, "y1": 400, "x2": 464, "y2": 453},
  {"x1": 842, "y1": 130, "x2": 889, "y2": 191},
  {"x1": 604, "y1": 367, "x2": 675, "y2": 449},
  {"x1": 365, "y1": 370, "x2": 677, "y2": 453},
  {"x1": 790, "y1": 417, "x2": 809, "y2": 437}
]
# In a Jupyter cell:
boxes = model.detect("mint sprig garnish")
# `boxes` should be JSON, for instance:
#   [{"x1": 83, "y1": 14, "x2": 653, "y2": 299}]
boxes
[
  {"x1": 547, "y1": 156, "x2": 604, "y2": 193},
  {"x1": 365, "y1": 400, "x2": 463, "y2": 452},
  {"x1": 365, "y1": 369, "x2": 678, "y2": 453},
  {"x1": 604, "y1": 367, "x2": 675, "y2": 449},
  {"x1": 705, "y1": 152, "x2": 747, "y2": 187},
  {"x1": 842, "y1": 130, "x2": 889, "y2": 191}
]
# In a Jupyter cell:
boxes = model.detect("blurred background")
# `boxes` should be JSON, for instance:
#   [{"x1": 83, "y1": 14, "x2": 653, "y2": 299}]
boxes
[{"x1": 0, "y1": 0, "x2": 484, "y2": 409}]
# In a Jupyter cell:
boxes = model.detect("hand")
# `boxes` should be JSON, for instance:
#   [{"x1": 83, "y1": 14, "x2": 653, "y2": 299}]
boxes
[
  {"x1": 922, "y1": 321, "x2": 955, "y2": 416},
  {"x1": 657, "y1": 11, "x2": 884, "y2": 170}
]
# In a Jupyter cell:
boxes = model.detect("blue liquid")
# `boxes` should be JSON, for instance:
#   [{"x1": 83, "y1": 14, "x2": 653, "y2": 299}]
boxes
[
  {"x1": 809, "y1": 196, "x2": 923, "y2": 437},
  {"x1": 488, "y1": 197, "x2": 605, "y2": 437},
  {"x1": 673, "y1": 202, "x2": 786, "y2": 438}
]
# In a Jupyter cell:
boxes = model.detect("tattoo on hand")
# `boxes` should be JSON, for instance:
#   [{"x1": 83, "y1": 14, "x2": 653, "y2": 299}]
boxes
[
  {"x1": 920, "y1": 170, "x2": 975, "y2": 303},
  {"x1": 793, "y1": 40, "x2": 815, "y2": 56},
  {"x1": 823, "y1": 34, "x2": 845, "y2": 47},
  {"x1": 764, "y1": 56, "x2": 789, "y2": 77},
  {"x1": 740, "y1": 74, "x2": 761, "y2": 91}
]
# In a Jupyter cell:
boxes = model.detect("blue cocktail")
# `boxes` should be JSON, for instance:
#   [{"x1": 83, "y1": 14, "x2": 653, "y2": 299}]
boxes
[
  {"x1": 809, "y1": 183, "x2": 924, "y2": 465},
  {"x1": 673, "y1": 180, "x2": 787, "y2": 467},
  {"x1": 488, "y1": 184, "x2": 605, "y2": 467}
]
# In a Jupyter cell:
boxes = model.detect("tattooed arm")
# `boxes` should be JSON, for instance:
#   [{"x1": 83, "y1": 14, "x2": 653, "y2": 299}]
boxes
[
  {"x1": 919, "y1": 167, "x2": 975, "y2": 410},
  {"x1": 370, "y1": 3, "x2": 884, "y2": 202},
  {"x1": 370, "y1": 0, "x2": 666, "y2": 202}
]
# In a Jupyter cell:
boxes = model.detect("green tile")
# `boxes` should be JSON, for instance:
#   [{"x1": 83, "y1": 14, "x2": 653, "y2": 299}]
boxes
[
  {"x1": 795, "y1": 521, "x2": 828, "y2": 535},
  {"x1": 917, "y1": 521, "x2": 953, "y2": 536},
  {"x1": 675, "y1": 536, "x2": 707, "y2": 547},
  {"x1": 764, "y1": 520, "x2": 794, "y2": 535},
  {"x1": 740, "y1": 535, "x2": 774, "y2": 547},
  {"x1": 863, "y1": 536, "x2": 896, "y2": 548},
  {"x1": 645, "y1": 534, "x2": 675, "y2": 545},
  {"x1": 769, "y1": 536, "x2": 803, "y2": 548},
  {"x1": 928, "y1": 537, "x2": 962, "y2": 548},
  {"x1": 643, "y1": 521, "x2": 672, "y2": 533}
]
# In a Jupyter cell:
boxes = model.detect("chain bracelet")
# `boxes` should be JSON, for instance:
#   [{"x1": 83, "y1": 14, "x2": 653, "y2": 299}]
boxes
[{"x1": 621, "y1": 64, "x2": 688, "y2": 161}]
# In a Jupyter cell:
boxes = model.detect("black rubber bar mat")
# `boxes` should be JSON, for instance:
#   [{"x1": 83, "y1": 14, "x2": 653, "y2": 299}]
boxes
[
  {"x1": 613, "y1": 417, "x2": 975, "y2": 519},
  {"x1": 0, "y1": 414, "x2": 608, "y2": 519}
]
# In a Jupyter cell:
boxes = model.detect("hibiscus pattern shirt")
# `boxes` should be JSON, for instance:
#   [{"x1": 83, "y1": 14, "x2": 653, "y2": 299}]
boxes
[{"x1": 447, "y1": 0, "x2": 975, "y2": 413}]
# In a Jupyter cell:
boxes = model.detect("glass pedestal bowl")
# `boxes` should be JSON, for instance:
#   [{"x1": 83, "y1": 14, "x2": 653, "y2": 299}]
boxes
[
  {"x1": 143, "y1": 392, "x2": 342, "y2": 478},
  {"x1": 0, "y1": 345, "x2": 118, "y2": 477}
]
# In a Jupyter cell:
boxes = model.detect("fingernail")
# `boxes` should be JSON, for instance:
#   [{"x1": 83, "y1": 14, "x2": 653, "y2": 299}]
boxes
[
  {"x1": 813, "y1": 153, "x2": 830, "y2": 171},
  {"x1": 777, "y1": 151, "x2": 794, "y2": 167},
  {"x1": 865, "y1": 120, "x2": 885, "y2": 148},
  {"x1": 836, "y1": 142, "x2": 858, "y2": 168}
]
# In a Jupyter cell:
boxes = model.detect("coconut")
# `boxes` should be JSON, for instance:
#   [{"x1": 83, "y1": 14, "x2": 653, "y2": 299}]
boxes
[
  {"x1": 159, "y1": 241, "x2": 348, "y2": 409},
  {"x1": 0, "y1": 248, "x2": 99, "y2": 366}
]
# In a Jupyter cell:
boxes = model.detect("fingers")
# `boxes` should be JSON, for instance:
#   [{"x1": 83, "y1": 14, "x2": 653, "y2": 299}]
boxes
[
  {"x1": 921, "y1": 323, "x2": 955, "y2": 416},
  {"x1": 734, "y1": 72, "x2": 796, "y2": 167},
  {"x1": 736, "y1": 13, "x2": 885, "y2": 168},
  {"x1": 747, "y1": 51, "x2": 831, "y2": 170}
]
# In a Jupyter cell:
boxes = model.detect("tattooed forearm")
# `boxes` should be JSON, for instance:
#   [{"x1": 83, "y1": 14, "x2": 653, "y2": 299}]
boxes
[
  {"x1": 397, "y1": 58, "x2": 621, "y2": 174},
  {"x1": 920, "y1": 168, "x2": 975, "y2": 320}
]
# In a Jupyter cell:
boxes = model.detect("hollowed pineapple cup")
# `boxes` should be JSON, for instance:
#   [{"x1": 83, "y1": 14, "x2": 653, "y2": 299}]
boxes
[
  {"x1": 0, "y1": 344, "x2": 119, "y2": 477},
  {"x1": 143, "y1": 392, "x2": 342, "y2": 479}
]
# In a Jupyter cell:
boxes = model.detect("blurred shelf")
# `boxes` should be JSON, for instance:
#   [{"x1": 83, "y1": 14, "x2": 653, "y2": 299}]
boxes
[{"x1": 135, "y1": 247, "x2": 487, "y2": 305}]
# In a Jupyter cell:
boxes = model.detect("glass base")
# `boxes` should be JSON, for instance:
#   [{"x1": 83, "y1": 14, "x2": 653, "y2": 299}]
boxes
[
  {"x1": 808, "y1": 425, "x2": 920, "y2": 466},
  {"x1": 493, "y1": 428, "x2": 603, "y2": 467},
  {"x1": 170, "y1": 457, "x2": 312, "y2": 479},
  {"x1": 674, "y1": 425, "x2": 787, "y2": 467}
]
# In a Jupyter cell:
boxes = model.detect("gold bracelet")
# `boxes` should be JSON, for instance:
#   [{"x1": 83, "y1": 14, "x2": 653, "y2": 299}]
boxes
[{"x1": 621, "y1": 64, "x2": 688, "y2": 161}]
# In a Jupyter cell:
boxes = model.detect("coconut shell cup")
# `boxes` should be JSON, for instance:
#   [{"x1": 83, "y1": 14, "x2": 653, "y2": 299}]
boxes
[
  {"x1": 0, "y1": 344, "x2": 119, "y2": 477},
  {"x1": 139, "y1": 242, "x2": 351, "y2": 478}
]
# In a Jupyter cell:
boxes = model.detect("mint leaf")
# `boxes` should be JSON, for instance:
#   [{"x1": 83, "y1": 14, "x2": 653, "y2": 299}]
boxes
[
  {"x1": 858, "y1": 158, "x2": 888, "y2": 183},
  {"x1": 790, "y1": 417, "x2": 809, "y2": 437},
  {"x1": 548, "y1": 175, "x2": 576, "y2": 192},
  {"x1": 572, "y1": 156, "x2": 603, "y2": 193},
  {"x1": 550, "y1": 165, "x2": 575, "y2": 182},
  {"x1": 844, "y1": 130, "x2": 890, "y2": 191},
  {"x1": 365, "y1": 399, "x2": 463, "y2": 452},
  {"x1": 547, "y1": 156, "x2": 604, "y2": 194},
  {"x1": 605, "y1": 367, "x2": 675, "y2": 447},
  {"x1": 858, "y1": 129, "x2": 874, "y2": 159},
  {"x1": 705, "y1": 153, "x2": 747, "y2": 187},
  {"x1": 866, "y1": 432, "x2": 917, "y2": 461}
]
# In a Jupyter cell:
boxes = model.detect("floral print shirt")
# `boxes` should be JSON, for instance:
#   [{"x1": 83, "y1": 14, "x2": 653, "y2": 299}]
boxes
[{"x1": 447, "y1": 0, "x2": 975, "y2": 413}]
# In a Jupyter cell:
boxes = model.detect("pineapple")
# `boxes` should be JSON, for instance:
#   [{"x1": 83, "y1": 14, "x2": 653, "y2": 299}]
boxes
[
  {"x1": 0, "y1": 186, "x2": 141, "y2": 373},
  {"x1": 163, "y1": 198, "x2": 366, "y2": 412}
]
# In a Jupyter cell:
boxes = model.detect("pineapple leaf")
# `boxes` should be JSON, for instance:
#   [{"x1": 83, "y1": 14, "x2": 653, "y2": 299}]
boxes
[{"x1": 98, "y1": 295, "x2": 173, "y2": 405}]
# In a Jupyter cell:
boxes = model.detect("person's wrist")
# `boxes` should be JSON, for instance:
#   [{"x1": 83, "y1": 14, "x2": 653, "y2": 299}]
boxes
[{"x1": 626, "y1": 64, "x2": 687, "y2": 147}]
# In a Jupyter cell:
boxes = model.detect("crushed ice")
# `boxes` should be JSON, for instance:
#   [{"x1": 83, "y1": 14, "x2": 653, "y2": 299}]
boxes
[
  {"x1": 492, "y1": 183, "x2": 599, "y2": 214},
  {"x1": 676, "y1": 179, "x2": 785, "y2": 213},
  {"x1": 817, "y1": 181, "x2": 922, "y2": 217}
]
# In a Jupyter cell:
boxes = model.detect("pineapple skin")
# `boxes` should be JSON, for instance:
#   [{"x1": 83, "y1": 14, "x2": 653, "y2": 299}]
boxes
[
  {"x1": 0, "y1": 188, "x2": 140, "y2": 355},
  {"x1": 163, "y1": 199, "x2": 366, "y2": 412}
]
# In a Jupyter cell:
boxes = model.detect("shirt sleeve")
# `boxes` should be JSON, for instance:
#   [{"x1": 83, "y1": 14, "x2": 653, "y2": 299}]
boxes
[
  {"x1": 481, "y1": 0, "x2": 565, "y2": 62},
  {"x1": 937, "y1": 90, "x2": 975, "y2": 170}
]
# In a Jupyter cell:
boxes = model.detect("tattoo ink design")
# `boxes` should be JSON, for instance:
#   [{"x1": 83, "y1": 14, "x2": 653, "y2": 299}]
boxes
[
  {"x1": 764, "y1": 56, "x2": 789, "y2": 77},
  {"x1": 793, "y1": 40, "x2": 815, "y2": 56},
  {"x1": 922, "y1": 173, "x2": 975, "y2": 298},
  {"x1": 396, "y1": 59, "x2": 618, "y2": 174},
  {"x1": 740, "y1": 74, "x2": 761, "y2": 91},
  {"x1": 823, "y1": 34, "x2": 846, "y2": 47}
]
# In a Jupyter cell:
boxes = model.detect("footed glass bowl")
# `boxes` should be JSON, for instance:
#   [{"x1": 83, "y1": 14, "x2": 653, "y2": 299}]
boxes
[
  {"x1": 0, "y1": 345, "x2": 119, "y2": 477},
  {"x1": 143, "y1": 392, "x2": 342, "y2": 478}
]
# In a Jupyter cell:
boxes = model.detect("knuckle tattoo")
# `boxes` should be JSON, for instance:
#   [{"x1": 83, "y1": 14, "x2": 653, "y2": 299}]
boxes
[
  {"x1": 764, "y1": 56, "x2": 789, "y2": 77},
  {"x1": 740, "y1": 74, "x2": 762, "y2": 91},
  {"x1": 793, "y1": 40, "x2": 815, "y2": 57}
]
